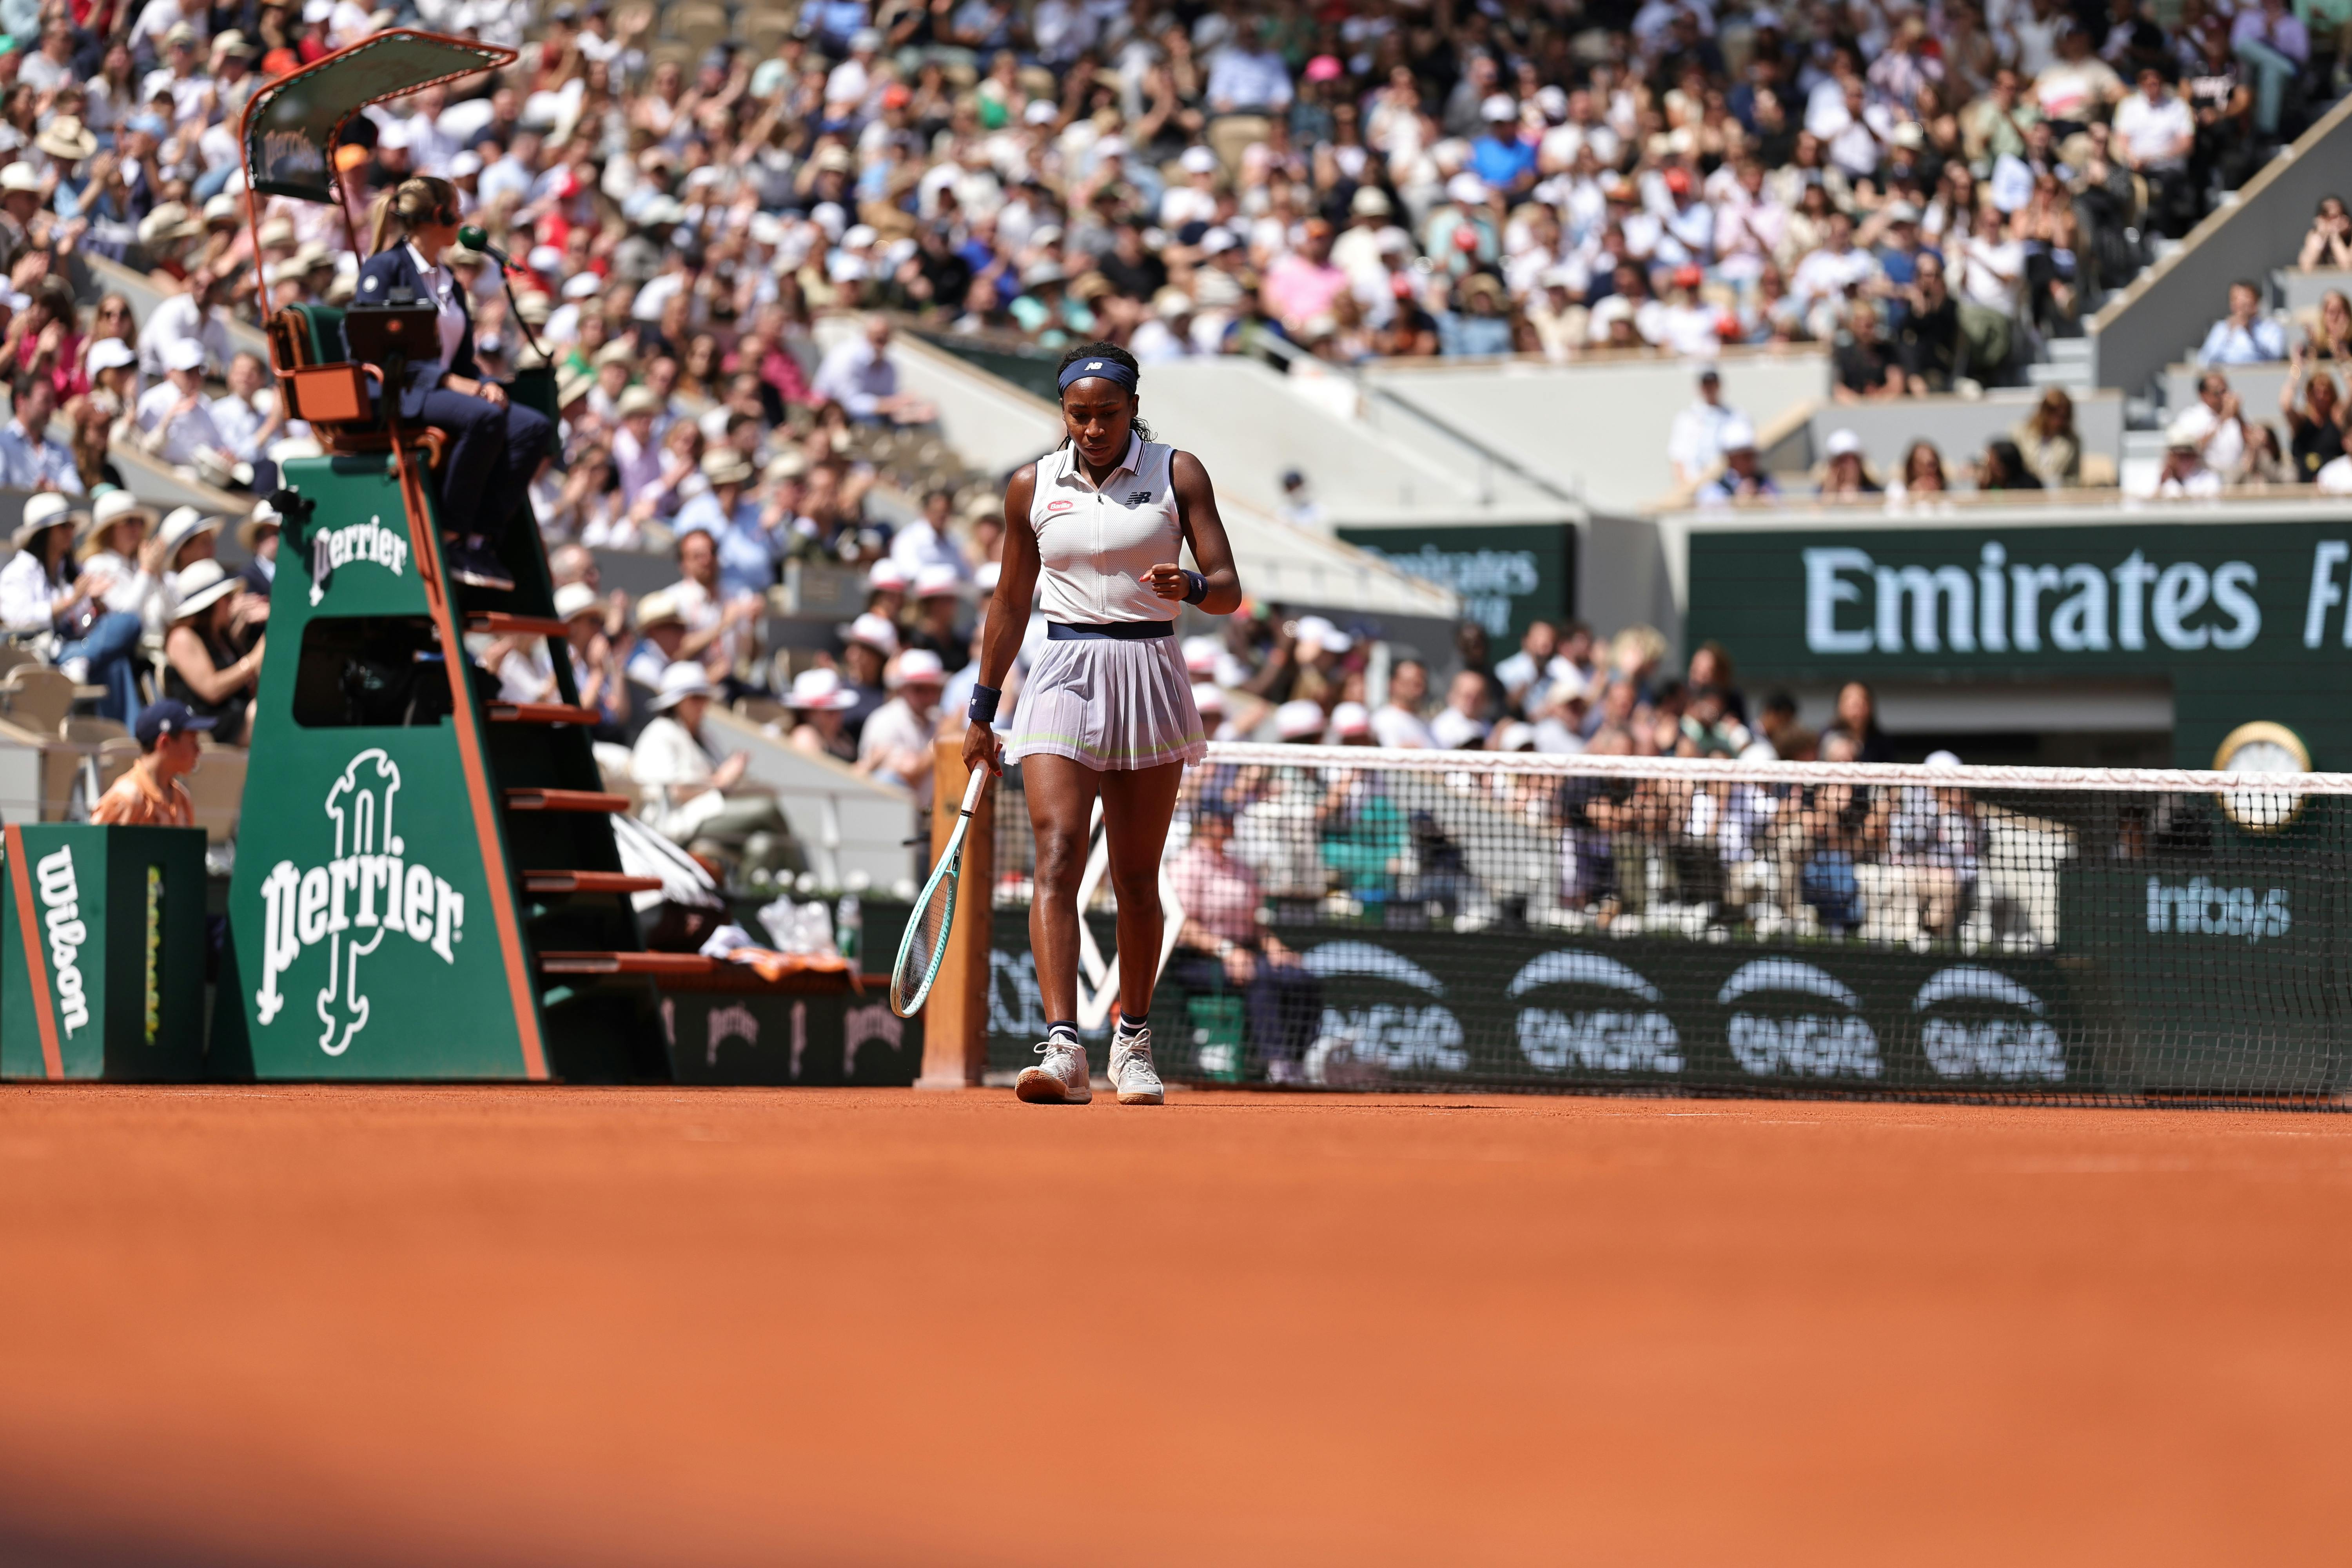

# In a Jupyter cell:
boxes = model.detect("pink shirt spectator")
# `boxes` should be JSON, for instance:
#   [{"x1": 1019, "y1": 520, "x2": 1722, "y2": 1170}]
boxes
[
  {"x1": 1262, "y1": 252, "x2": 1351, "y2": 332},
  {"x1": 1169, "y1": 836, "x2": 1260, "y2": 944}
]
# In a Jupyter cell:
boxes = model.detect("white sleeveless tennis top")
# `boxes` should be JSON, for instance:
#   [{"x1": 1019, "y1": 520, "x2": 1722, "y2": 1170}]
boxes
[{"x1": 1027, "y1": 434, "x2": 1183, "y2": 624}]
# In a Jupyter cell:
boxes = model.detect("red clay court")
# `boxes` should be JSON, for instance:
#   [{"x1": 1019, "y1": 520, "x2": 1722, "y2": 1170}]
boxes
[{"x1": 0, "y1": 1085, "x2": 2345, "y2": 1566}]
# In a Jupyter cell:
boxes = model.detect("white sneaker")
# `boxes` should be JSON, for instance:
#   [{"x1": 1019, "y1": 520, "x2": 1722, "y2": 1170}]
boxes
[
  {"x1": 1015, "y1": 1039, "x2": 1091, "y2": 1104},
  {"x1": 1109, "y1": 1029, "x2": 1165, "y2": 1105}
]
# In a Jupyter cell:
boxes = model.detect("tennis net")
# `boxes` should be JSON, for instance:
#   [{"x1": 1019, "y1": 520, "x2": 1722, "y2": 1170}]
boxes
[{"x1": 982, "y1": 744, "x2": 2352, "y2": 1106}]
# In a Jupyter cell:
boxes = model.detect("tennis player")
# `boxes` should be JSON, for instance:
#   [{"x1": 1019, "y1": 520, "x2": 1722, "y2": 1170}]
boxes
[{"x1": 961, "y1": 342, "x2": 1242, "y2": 1106}]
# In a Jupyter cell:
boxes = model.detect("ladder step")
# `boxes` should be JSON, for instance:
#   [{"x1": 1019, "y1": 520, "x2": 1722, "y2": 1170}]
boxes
[
  {"x1": 489, "y1": 702, "x2": 599, "y2": 725},
  {"x1": 537, "y1": 950, "x2": 717, "y2": 976},
  {"x1": 468, "y1": 612, "x2": 570, "y2": 638},
  {"x1": 523, "y1": 871, "x2": 664, "y2": 895},
  {"x1": 504, "y1": 788, "x2": 633, "y2": 813}
]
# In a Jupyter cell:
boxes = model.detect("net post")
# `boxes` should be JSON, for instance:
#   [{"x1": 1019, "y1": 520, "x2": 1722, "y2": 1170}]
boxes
[{"x1": 915, "y1": 735, "x2": 993, "y2": 1089}]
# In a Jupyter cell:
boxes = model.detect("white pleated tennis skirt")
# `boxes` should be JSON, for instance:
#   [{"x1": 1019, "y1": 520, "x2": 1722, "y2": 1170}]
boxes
[{"x1": 1005, "y1": 634, "x2": 1207, "y2": 771}]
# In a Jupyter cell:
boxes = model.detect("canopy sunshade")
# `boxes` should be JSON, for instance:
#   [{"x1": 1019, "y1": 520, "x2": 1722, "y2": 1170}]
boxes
[{"x1": 240, "y1": 29, "x2": 517, "y2": 204}]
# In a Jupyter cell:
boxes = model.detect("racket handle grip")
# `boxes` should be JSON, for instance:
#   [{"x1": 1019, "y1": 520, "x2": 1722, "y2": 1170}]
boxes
[{"x1": 958, "y1": 758, "x2": 991, "y2": 815}]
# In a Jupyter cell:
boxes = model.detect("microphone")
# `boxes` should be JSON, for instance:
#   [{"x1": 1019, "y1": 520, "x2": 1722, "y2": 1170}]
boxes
[{"x1": 457, "y1": 225, "x2": 514, "y2": 270}]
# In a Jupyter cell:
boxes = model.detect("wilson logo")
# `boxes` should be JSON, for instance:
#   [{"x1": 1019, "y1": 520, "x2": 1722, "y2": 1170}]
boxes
[
  {"x1": 34, "y1": 846, "x2": 89, "y2": 1036},
  {"x1": 253, "y1": 750, "x2": 466, "y2": 1056}
]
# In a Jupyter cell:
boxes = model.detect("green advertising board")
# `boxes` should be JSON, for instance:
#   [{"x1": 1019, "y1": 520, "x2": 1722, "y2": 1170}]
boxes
[
  {"x1": 981, "y1": 811, "x2": 2352, "y2": 1096},
  {"x1": 2, "y1": 824, "x2": 208, "y2": 1081},
  {"x1": 1338, "y1": 522, "x2": 1573, "y2": 644},
  {"x1": 1687, "y1": 519, "x2": 2352, "y2": 768}
]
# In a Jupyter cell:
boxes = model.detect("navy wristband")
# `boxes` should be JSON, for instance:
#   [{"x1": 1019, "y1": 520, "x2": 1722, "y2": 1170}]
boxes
[
  {"x1": 1181, "y1": 569, "x2": 1208, "y2": 604},
  {"x1": 968, "y1": 683, "x2": 1002, "y2": 725}
]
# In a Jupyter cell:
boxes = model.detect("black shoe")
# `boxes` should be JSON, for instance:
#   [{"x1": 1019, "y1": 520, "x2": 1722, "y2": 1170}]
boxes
[{"x1": 446, "y1": 540, "x2": 514, "y2": 592}]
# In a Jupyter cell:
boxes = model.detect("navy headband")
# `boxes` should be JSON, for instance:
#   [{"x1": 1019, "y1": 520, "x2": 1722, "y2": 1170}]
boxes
[{"x1": 1058, "y1": 356, "x2": 1139, "y2": 395}]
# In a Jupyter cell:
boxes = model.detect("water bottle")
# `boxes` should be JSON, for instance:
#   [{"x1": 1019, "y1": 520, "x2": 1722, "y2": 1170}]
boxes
[{"x1": 835, "y1": 891, "x2": 862, "y2": 964}]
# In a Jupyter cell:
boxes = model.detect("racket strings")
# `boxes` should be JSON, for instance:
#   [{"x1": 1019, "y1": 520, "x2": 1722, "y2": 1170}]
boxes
[{"x1": 890, "y1": 867, "x2": 958, "y2": 1013}]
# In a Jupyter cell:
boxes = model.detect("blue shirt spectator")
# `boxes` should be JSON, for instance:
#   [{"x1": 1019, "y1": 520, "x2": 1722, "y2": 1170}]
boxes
[
  {"x1": 0, "y1": 382, "x2": 83, "y2": 494},
  {"x1": 1205, "y1": 25, "x2": 1294, "y2": 114},
  {"x1": 674, "y1": 452, "x2": 777, "y2": 601},
  {"x1": 2199, "y1": 281, "x2": 2288, "y2": 364}
]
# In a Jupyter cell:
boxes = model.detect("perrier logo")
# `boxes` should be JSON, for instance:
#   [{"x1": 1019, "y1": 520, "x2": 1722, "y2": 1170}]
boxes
[{"x1": 254, "y1": 750, "x2": 466, "y2": 1056}]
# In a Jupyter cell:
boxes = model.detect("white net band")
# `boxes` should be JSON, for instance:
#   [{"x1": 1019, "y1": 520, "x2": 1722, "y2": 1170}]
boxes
[{"x1": 1196, "y1": 742, "x2": 2352, "y2": 795}]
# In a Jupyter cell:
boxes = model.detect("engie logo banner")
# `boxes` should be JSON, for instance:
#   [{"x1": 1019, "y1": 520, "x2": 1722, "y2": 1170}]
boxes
[{"x1": 984, "y1": 915, "x2": 2100, "y2": 1092}]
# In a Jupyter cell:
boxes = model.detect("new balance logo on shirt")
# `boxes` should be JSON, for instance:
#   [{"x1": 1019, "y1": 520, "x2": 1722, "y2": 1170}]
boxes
[{"x1": 1125, "y1": 490, "x2": 1152, "y2": 505}]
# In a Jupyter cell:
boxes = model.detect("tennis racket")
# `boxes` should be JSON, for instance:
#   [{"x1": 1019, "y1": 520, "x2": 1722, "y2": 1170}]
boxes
[{"x1": 889, "y1": 761, "x2": 993, "y2": 1017}]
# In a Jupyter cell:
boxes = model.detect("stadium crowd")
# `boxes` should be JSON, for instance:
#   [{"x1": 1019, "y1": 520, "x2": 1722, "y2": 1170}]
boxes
[{"x1": 0, "y1": 0, "x2": 2337, "y2": 860}]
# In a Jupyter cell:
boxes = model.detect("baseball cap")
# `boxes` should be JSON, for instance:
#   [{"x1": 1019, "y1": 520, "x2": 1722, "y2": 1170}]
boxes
[
  {"x1": 847, "y1": 611, "x2": 899, "y2": 655},
  {"x1": 893, "y1": 648, "x2": 947, "y2": 686},
  {"x1": 866, "y1": 559, "x2": 912, "y2": 593},
  {"x1": 134, "y1": 697, "x2": 215, "y2": 748},
  {"x1": 1330, "y1": 701, "x2": 1373, "y2": 738},
  {"x1": 1192, "y1": 681, "x2": 1226, "y2": 715},
  {"x1": 554, "y1": 582, "x2": 601, "y2": 621},
  {"x1": 1275, "y1": 699, "x2": 1328, "y2": 741},
  {"x1": 913, "y1": 563, "x2": 963, "y2": 599},
  {"x1": 1181, "y1": 635, "x2": 1220, "y2": 677},
  {"x1": 163, "y1": 337, "x2": 206, "y2": 372},
  {"x1": 786, "y1": 667, "x2": 858, "y2": 710},
  {"x1": 1825, "y1": 428, "x2": 1863, "y2": 458},
  {"x1": 651, "y1": 662, "x2": 715, "y2": 710},
  {"x1": 87, "y1": 337, "x2": 135, "y2": 373}
]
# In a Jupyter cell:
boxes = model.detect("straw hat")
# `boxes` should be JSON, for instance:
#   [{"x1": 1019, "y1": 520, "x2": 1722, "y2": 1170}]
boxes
[
  {"x1": 77, "y1": 490, "x2": 155, "y2": 559},
  {"x1": 236, "y1": 498, "x2": 281, "y2": 550},
  {"x1": 138, "y1": 201, "x2": 203, "y2": 247},
  {"x1": 34, "y1": 115, "x2": 96, "y2": 162},
  {"x1": 633, "y1": 589, "x2": 685, "y2": 632},
  {"x1": 699, "y1": 447, "x2": 753, "y2": 487}
]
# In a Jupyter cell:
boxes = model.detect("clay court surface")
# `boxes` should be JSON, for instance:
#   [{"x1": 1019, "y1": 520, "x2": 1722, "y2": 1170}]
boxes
[{"x1": 1, "y1": 1087, "x2": 2347, "y2": 1566}]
